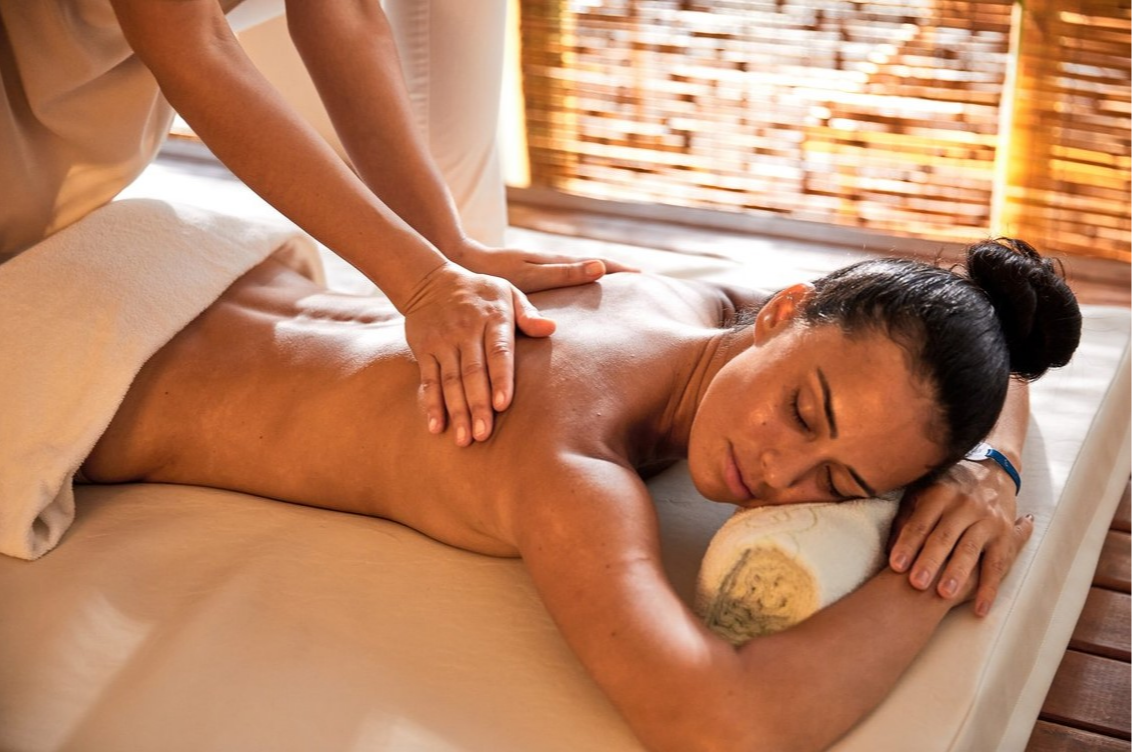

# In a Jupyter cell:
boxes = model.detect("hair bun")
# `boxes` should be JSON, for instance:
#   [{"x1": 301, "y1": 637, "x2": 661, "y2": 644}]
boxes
[{"x1": 965, "y1": 238, "x2": 1082, "y2": 381}]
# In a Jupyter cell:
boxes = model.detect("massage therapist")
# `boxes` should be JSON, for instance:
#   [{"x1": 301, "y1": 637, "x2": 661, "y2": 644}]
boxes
[{"x1": 0, "y1": 0, "x2": 629, "y2": 446}]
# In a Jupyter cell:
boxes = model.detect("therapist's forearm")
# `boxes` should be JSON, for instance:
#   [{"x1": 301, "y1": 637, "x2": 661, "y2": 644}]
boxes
[
  {"x1": 287, "y1": 0, "x2": 472, "y2": 258},
  {"x1": 115, "y1": 1, "x2": 446, "y2": 310}
]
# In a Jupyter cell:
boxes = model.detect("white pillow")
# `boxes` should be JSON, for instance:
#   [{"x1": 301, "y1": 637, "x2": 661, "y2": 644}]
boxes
[{"x1": 695, "y1": 497, "x2": 899, "y2": 644}]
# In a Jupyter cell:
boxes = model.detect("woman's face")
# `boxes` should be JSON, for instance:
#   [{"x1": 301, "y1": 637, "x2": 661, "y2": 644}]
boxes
[{"x1": 688, "y1": 288, "x2": 945, "y2": 507}]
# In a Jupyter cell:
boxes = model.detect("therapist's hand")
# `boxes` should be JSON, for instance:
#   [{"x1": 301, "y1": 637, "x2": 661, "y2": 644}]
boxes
[
  {"x1": 402, "y1": 262, "x2": 554, "y2": 447},
  {"x1": 887, "y1": 461, "x2": 1034, "y2": 617},
  {"x1": 453, "y1": 239, "x2": 638, "y2": 293}
]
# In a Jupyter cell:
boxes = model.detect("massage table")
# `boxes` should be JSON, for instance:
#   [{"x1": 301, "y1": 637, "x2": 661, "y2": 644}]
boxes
[{"x1": 0, "y1": 200, "x2": 1128, "y2": 752}]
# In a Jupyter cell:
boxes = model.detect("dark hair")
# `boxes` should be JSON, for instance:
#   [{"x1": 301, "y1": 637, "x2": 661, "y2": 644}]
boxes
[{"x1": 798, "y1": 238, "x2": 1081, "y2": 472}]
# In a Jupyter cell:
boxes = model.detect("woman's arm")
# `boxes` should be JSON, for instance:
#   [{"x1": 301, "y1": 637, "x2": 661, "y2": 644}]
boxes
[
  {"x1": 888, "y1": 380, "x2": 1030, "y2": 615},
  {"x1": 516, "y1": 456, "x2": 1035, "y2": 752}
]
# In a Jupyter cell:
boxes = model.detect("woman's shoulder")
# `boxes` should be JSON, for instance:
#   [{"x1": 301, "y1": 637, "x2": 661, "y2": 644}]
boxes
[{"x1": 576, "y1": 272, "x2": 768, "y2": 329}]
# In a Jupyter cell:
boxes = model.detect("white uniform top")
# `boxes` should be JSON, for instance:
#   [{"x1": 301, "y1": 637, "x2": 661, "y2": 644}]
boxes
[
  {"x1": 0, "y1": 0, "x2": 176, "y2": 259},
  {"x1": 0, "y1": 0, "x2": 507, "y2": 260}
]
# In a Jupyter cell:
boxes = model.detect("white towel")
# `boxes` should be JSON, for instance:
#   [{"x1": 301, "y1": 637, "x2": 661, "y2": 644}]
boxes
[
  {"x1": 0, "y1": 199, "x2": 321, "y2": 560},
  {"x1": 695, "y1": 497, "x2": 899, "y2": 644}
]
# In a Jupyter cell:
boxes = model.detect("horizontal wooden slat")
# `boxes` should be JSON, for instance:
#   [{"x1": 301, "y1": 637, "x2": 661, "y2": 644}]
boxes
[
  {"x1": 520, "y1": 0, "x2": 1015, "y2": 245},
  {"x1": 1070, "y1": 588, "x2": 1132, "y2": 661},
  {"x1": 1040, "y1": 650, "x2": 1131, "y2": 739},
  {"x1": 1027, "y1": 720, "x2": 1131, "y2": 752},
  {"x1": 981, "y1": 0, "x2": 1130, "y2": 262},
  {"x1": 520, "y1": 0, "x2": 1130, "y2": 261},
  {"x1": 1094, "y1": 531, "x2": 1132, "y2": 593}
]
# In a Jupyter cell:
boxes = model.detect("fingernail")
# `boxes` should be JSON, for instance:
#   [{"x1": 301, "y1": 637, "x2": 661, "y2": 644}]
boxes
[
  {"x1": 941, "y1": 578, "x2": 958, "y2": 597},
  {"x1": 456, "y1": 426, "x2": 468, "y2": 445},
  {"x1": 1025, "y1": 514, "x2": 1034, "y2": 522},
  {"x1": 428, "y1": 417, "x2": 439, "y2": 434},
  {"x1": 474, "y1": 419, "x2": 486, "y2": 440},
  {"x1": 494, "y1": 390, "x2": 507, "y2": 410},
  {"x1": 584, "y1": 261, "x2": 604, "y2": 277},
  {"x1": 892, "y1": 553, "x2": 910, "y2": 572},
  {"x1": 976, "y1": 600, "x2": 990, "y2": 617},
  {"x1": 912, "y1": 569, "x2": 931, "y2": 589}
]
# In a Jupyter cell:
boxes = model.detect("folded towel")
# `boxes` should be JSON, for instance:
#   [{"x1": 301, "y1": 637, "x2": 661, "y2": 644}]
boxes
[
  {"x1": 0, "y1": 199, "x2": 321, "y2": 560},
  {"x1": 695, "y1": 497, "x2": 899, "y2": 644}
]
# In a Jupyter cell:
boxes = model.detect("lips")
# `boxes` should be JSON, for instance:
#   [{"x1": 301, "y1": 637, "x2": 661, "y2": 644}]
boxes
[{"x1": 725, "y1": 443, "x2": 754, "y2": 501}]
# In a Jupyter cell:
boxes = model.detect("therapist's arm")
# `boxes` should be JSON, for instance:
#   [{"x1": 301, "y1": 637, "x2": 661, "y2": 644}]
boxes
[
  {"x1": 110, "y1": 0, "x2": 549, "y2": 446},
  {"x1": 283, "y1": 0, "x2": 634, "y2": 291}
]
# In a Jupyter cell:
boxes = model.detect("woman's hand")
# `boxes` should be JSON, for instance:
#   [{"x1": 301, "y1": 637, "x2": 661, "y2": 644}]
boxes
[
  {"x1": 452, "y1": 239, "x2": 638, "y2": 293},
  {"x1": 402, "y1": 262, "x2": 554, "y2": 446},
  {"x1": 887, "y1": 461, "x2": 1034, "y2": 616}
]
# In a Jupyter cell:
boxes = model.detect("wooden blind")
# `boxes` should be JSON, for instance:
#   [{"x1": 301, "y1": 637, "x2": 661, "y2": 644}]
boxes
[
  {"x1": 998, "y1": 0, "x2": 1131, "y2": 261},
  {"x1": 518, "y1": 0, "x2": 1131, "y2": 260}
]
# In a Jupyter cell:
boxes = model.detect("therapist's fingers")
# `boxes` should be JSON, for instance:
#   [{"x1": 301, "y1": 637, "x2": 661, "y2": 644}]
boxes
[
  {"x1": 484, "y1": 305, "x2": 517, "y2": 415},
  {"x1": 418, "y1": 356, "x2": 446, "y2": 435},
  {"x1": 436, "y1": 348, "x2": 474, "y2": 447},
  {"x1": 458, "y1": 339, "x2": 496, "y2": 444},
  {"x1": 460, "y1": 246, "x2": 641, "y2": 295},
  {"x1": 461, "y1": 287, "x2": 547, "y2": 438},
  {"x1": 402, "y1": 263, "x2": 527, "y2": 444},
  {"x1": 598, "y1": 258, "x2": 640, "y2": 274},
  {"x1": 512, "y1": 288, "x2": 556, "y2": 339},
  {"x1": 514, "y1": 257, "x2": 644, "y2": 293},
  {"x1": 515, "y1": 258, "x2": 607, "y2": 293}
]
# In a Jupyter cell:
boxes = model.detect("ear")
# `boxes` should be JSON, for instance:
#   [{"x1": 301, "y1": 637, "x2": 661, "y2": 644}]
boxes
[{"x1": 752, "y1": 282, "x2": 816, "y2": 344}]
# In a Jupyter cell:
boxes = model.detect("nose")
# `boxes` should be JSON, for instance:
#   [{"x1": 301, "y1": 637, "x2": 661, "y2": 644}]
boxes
[{"x1": 758, "y1": 447, "x2": 808, "y2": 493}]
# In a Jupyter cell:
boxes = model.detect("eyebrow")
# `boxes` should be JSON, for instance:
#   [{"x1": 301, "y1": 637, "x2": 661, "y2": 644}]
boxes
[
  {"x1": 817, "y1": 368, "x2": 837, "y2": 438},
  {"x1": 817, "y1": 367, "x2": 878, "y2": 498}
]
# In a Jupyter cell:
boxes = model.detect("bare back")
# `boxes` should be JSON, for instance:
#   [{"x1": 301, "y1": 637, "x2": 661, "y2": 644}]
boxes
[{"x1": 84, "y1": 260, "x2": 753, "y2": 555}]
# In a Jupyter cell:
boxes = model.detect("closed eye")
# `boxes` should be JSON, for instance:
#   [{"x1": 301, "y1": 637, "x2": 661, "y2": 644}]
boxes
[
  {"x1": 791, "y1": 388, "x2": 809, "y2": 432},
  {"x1": 824, "y1": 465, "x2": 854, "y2": 500},
  {"x1": 826, "y1": 465, "x2": 871, "y2": 501},
  {"x1": 824, "y1": 465, "x2": 838, "y2": 496}
]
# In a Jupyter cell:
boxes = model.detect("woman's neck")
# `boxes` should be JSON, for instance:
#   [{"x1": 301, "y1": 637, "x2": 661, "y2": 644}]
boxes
[{"x1": 651, "y1": 326, "x2": 751, "y2": 459}]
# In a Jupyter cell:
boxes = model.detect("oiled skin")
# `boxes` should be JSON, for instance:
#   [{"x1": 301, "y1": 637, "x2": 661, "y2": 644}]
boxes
[{"x1": 84, "y1": 258, "x2": 748, "y2": 556}]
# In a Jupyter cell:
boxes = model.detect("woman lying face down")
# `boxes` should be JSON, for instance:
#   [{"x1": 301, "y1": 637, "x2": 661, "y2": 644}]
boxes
[{"x1": 83, "y1": 238, "x2": 1080, "y2": 751}]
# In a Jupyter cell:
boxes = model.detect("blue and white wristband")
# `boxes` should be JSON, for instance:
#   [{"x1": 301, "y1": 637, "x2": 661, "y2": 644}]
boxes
[{"x1": 964, "y1": 441, "x2": 1021, "y2": 495}]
